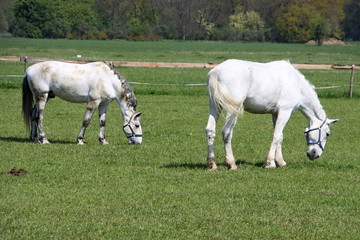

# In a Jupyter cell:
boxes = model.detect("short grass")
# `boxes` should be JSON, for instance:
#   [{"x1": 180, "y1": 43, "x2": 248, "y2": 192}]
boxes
[
  {"x1": 1, "y1": 38, "x2": 360, "y2": 64},
  {"x1": 1, "y1": 38, "x2": 360, "y2": 239},
  {"x1": 1, "y1": 89, "x2": 359, "y2": 239}
]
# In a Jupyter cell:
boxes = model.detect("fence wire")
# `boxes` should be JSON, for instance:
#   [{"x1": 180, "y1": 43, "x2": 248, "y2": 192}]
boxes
[{"x1": 0, "y1": 75, "x2": 358, "y2": 90}]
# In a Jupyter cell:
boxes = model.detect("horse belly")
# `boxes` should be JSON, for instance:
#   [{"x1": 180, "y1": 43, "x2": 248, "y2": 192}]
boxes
[
  {"x1": 51, "y1": 84, "x2": 92, "y2": 103},
  {"x1": 244, "y1": 97, "x2": 278, "y2": 114}
]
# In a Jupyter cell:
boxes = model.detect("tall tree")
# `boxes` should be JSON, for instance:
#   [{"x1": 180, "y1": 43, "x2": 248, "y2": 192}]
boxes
[
  {"x1": 275, "y1": 0, "x2": 345, "y2": 43},
  {"x1": 9, "y1": 0, "x2": 69, "y2": 38},
  {"x1": 343, "y1": 0, "x2": 360, "y2": 40},
  {"x1": 62, "y1": 0, "x2": 100, "y2": 39},
  {"x1": 275, "y1": 4, "x2": 320, "y2": 42},
  {"x1": 0, "y1": 0, "x2": 15, "y2": 33}
]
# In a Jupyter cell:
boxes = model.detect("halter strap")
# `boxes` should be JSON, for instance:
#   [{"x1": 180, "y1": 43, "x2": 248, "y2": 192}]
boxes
[
  {"x1": 304, "y1": 118, "x2": 327, "y2": 151},
  {"x1": 123, "y1": 113, "x2": 142, "y2": 139}
]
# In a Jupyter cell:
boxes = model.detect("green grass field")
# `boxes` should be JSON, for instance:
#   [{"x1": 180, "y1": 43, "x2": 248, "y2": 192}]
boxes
[{"x1": 1, "y1": 38, "x2": 360, "y2": 239}]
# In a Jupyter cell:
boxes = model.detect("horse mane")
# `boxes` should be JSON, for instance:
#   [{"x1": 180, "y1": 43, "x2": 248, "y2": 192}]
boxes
[
  {"x1": 106, "y1": 62, "x2": 137, "y2": 109},
  {"x1": 291, "y1": 63, "x2": 325, "y2": 120}
]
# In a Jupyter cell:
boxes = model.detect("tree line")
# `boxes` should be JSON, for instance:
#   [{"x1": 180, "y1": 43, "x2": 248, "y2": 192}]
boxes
[{"x1": 0, "y1": 0, "x2": 359, "y2": 43}]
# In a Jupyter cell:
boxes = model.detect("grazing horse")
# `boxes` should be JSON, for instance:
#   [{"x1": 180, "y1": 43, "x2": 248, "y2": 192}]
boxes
[
  {"x1": 205, "y1": 59, "x2": 338, "y2": 170},
  {"x1": 22, "y1": 61, "x2": 142, "y2": 145}
]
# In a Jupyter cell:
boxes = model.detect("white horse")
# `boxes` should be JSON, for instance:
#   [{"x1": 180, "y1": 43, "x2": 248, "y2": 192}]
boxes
[
  {"x1": 205, "y1": 59, "x2": 338, "y2": 170},
  {"x1": 22, "y1": 61, "x2": 142, "y2": 145}
]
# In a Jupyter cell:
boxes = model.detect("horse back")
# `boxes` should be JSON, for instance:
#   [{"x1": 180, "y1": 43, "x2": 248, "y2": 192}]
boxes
[
  {"x1": 215, "y1": 59, "x2": 307, "y2": 113},
  {"x1": 26, "y1": 61, "x2": 119, "y2": 103}
]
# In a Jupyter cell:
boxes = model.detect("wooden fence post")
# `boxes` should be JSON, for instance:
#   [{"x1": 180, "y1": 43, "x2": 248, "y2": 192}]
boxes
[
  {"x1": 349, "y1": 65, "x2": 355, "y2": 98},
  {"x1": 20, "y1": 56, "x2": 28, "y2": 73}
]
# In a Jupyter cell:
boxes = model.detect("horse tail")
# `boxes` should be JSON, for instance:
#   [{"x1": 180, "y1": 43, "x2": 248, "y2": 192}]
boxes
[
  {"x1": 207, "y1": 68, "x2": 244, "y2": 116},
  {"x1": 22, "y1": 74, "x2": 33, "y2": 130}
]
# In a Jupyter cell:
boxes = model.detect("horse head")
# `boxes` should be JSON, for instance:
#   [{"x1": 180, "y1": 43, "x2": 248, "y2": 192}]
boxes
[
  {"x1": 111, "y1": 66, "x2": 143, "y2": 145},
  {"x1": 305, "y1": 118, "x2": 338, "y2": 160},
  {"x1": 121, "y1": 90, "x2": 142, "y2": 144},
  {"x1": 123, "y1": 110, "x2": 142, "y2": 144}
]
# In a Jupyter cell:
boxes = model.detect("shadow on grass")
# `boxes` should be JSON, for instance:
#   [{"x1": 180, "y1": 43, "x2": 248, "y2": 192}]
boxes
[
  {"x1": 161, "y1": 162, "x2": 208, "y2": 170},
  {"x1": 0, "y1": 136, "x2": 73, "y2": 144},
  {"x1": 0, "y1": 137, "x2": 29, "y2": 143},
  {"x1": 161, "y1": 160, "x2": 264, "y2": 170}
]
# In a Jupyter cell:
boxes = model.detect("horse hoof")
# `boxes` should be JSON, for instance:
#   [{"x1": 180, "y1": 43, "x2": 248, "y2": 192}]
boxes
[
  {"x1": 265, "y1": 165, "x2": 276, "y2": 169},
  {"x1": 207, "y1": 161, "x2": 218, "y2": 171},
  {"x1": 228, "y1": 165, "x2": 237, "y2": 171},
  {"x1": 99, "y1": 139, "x2": 109, "y2": 145},
  {"x1": 77, "y1": 139, "x2": 85, "y2": 145},
  {"x1": 36, "y1": 138, "x2": 50, "y2": 144}
]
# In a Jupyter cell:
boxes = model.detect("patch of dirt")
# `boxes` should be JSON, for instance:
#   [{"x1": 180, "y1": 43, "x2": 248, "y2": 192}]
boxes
[
  {"x1": 306, "y1": 38, "x2": 352, "y2": 46},
  {"x1": 1, "y1": 167, "x2": 28, "y2": 176}
]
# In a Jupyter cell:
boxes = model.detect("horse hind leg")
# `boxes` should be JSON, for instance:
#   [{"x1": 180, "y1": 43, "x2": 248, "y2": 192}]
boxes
[
  {"x1": 29, "y1": 105, "x2": 38, "y2": 141},
  {"x1": 222, "y1": 112, "x2": 239, "y2": 170},
  {"x1": 205, "y1": 109, "x2": 220, "y2": 170},
  {"x1": 35, "y1": 95, "x2": 50, "y2": 144}
]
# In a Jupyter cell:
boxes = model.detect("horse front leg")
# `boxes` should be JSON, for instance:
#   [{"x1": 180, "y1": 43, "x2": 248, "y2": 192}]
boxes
[
  {"x1": 205, "y1": 112, "x2": 219, "y2": 170},
  {"x1": 266, "y1": 111, "x2": 291, "y2": 168},
  {"x1": 98, "y1": 104, "x2": 109, "y2": 144},
  {"x1": 222, "y1": 113, "x2": 238, "y2": 170},
  {"x1": 77, "y1": 100, "x2": 100, "y2": 145}
]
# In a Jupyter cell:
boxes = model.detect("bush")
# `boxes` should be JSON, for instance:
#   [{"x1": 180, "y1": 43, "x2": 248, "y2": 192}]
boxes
[{"x1": 127, "y1": 33, "x2": 161, "y2": 41}]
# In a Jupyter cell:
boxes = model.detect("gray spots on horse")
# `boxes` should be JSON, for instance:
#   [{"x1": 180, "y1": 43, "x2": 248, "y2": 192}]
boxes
[
  {"x1": 99, "y1": 119, "x2": 106, "y2": 127},
  {"x1": 41, "y1": 64, "x2": 51, "y2": 74}
]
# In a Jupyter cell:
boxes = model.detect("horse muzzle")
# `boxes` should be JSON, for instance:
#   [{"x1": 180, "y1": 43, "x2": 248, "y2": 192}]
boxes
[
  {"x1": 128, "y1": 137, "x2": 142, "y2": 145},
  {"x1": 306, "y1": 147, "x2": 322, "y2": 160}
]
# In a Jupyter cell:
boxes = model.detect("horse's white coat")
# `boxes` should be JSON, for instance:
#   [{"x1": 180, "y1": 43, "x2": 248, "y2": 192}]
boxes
[
  {"x1": 22, "y1": 61, "x2": 142, "y2": 144},
  {"x1": 205, "y1": 59, "x2": 338, "y2": 170}
]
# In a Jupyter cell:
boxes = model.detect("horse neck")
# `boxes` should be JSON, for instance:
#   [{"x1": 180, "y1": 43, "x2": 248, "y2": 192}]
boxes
[{"x1": 299, "y1": 86, "x2": 326, "y2": 124}]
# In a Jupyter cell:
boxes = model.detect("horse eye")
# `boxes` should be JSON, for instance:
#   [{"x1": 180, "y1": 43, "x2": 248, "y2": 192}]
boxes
[{"x1": 326, "y1": 133, "x2": 330, "y2": 137}]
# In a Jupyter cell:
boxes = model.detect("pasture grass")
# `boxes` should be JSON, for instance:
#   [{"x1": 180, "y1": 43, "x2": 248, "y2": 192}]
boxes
[
  {"x1": 1, "y1": 38, "x2": 360, "y2": 239},
  {"x1": 1, "y1": 89, "x2": 360, "y2": 239},
  {"x1": 1, "y1": 38, "x2": 360, "y2": 64}
]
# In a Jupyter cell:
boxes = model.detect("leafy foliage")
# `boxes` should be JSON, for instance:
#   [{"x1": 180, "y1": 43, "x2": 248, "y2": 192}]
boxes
[
  {"x1": 343, "y1": 0, "x2": 360, "y2": 40},
  {"x1": 2, "y1": 0, "x2": 359, "y2": 41},
  {"x1": 9, "y1": 0, "x2": 70, "y2": 38},
  {"x1": 275, "y1": 5, "x2": 320, "y2": 43}
]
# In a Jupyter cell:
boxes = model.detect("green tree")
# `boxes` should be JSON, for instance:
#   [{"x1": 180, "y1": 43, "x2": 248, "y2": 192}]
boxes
[
  {"x1": 94, "y1": 0, "x2": 130, "y2": 38},
  {"x1": 343, "y1": 0, "x2": 360, "y2": 40},
  {"x1": 313, "y1": 18, "x2": 331, "y2": 45},
  {"x1": 9, "y1": 0, "x2": 70, "y2": 38},
  {"x1": 62, "y1": 0, "x2": 100, "y2": 39},
  {"x1": 229, "y1": 9, "x2": 264, "y2": 32},
  {"x1": 275, "y1": 4, "x2": 320, "y2": 42},
  {"x1": 308, "y1": 0, "x2": 345, "y2": 40},
  {"x1": 0, "y1": 0, "x2": 15, "y2": 33}
]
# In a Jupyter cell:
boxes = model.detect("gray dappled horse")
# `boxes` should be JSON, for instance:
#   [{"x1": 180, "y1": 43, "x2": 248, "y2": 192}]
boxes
[{"x1": 22, "y1": 61, "x2": 142, "y2": 145}]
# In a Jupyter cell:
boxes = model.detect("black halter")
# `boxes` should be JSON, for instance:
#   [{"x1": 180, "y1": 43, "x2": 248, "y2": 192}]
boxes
[
  {"x1": 304, "y1": 118, "x2": 327, "y2": 151},
  {"x1": 123, "y1": 113, "x2": 142, "y2": 139}
]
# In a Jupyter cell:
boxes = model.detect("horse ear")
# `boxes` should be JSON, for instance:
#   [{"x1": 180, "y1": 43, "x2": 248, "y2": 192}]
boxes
[
  {"x1": 327, "y1": 119, "x2": 339, "y2": 125},
  {"x1": 134, "y1": 112, "x2": 142, "y2": 119}
]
